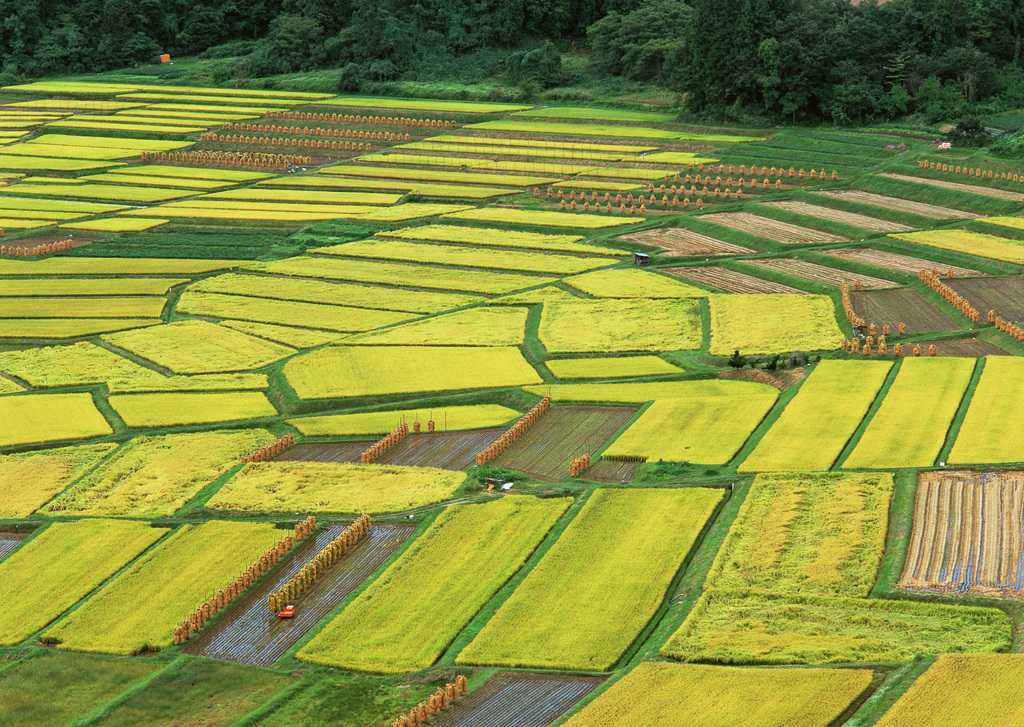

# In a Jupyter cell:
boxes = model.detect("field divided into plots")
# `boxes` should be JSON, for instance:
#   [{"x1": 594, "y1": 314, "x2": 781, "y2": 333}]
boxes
[{"x1": 901, "y1": 471, "x2": 1024, "y2": 596}]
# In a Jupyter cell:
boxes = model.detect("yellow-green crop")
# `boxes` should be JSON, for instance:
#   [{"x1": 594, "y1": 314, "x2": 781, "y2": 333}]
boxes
[
  {"x1": 0, "y1": 519, "x2": 167, "y2": 645},
  {"x1": 108, "y1": 392, "x2": 277, "y2": 427},
  {"x1": 709, "y1": 294, "x2": 844, "y2": 355},
  {"x1": 563, "y1": 662, "x2": 872, "y2": 727},
  {"x1": 208, "y1": 462, "x2": 465, "y2": 514},
  {"x1": 284, "y1": 345, "x2": 541, "y2": 399},
  {"x1": 950, "y1": 356, "x2": 1024, "y2": 464},
  {"x1": 740, "y1": 360, "x2": 892, "y2": 472},
  {"x1": 844, "y1": 357, "x2": 974, "y2": 468},
  {"x1": 443, "y1": 206, "x2": 643, "y2": 228},
  {"x1": 538, "y1": 298, "x2": 702, "y2": 353},
  {"x1": 0, "y1": 444, "x2": 116, "y2": 517},
  {"x1": 45, "y1": 521, "x2": 282, "y2": 655},
  {"x1": 545, "y1": 355, "x2": 682, "y2": 379},
  {"x1": 892, "y1": 229, "x2": 1024, "y2": 265},
  {"x1": 458, "y1": 488, "x2": 721, "y2": 670},
  {"x1": 344, "y1": 307, "x2": 527, "y2": 346},
  {"x1": 46, "y1": 429, "x2": 274, "y2": 518},
  {"x1": 565, "y1": 268, "x2": 708, "y2": 298},
  {"x1": 604, "y1": 387, "x2": 777, "y2": 463},
  {"x1": 288, "y1": 404, "x2": 518, "y2": 436},
  {"x1": 297, "y1": 496, "x2": 568, "y2": 672},
  {"x1": 0, "y1": 392, "x2": 112, "y2": 448}
]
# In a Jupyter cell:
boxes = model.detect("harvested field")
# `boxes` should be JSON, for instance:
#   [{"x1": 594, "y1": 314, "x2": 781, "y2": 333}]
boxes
[
  {"x1": 492, "y1": 405, "x2": 637, "y2": 480},
  {"x1": 187, "y1": 523, "x2": 414, "y2": 666},
  {"x1": 849, "y1": 288, "x2": 960, "y2": 332},
  {"x1": 822, "y1": 248, "x2": 982, "y2": 277},
  {"x1": 747, "y1": 258, "x2": 898, "y2": 289},
  {"x1": 900, "y1": 471, "x2": 1024, "y2": 596},
  {"x1": 377, "y1": 428, "x2": 505, "y2": 470},
  {"x1": 584, "y1": 458, "x2": 638, "y2": 482},
  {"x1": 699, "y1": 212, "x2": 847, "y2": 244},
  {"x1": 814, "y1": 190, "x2": 973, "y2": 220},
  {"x1": 0, "y1": 532, "x2": 24, "y2": 560},
  {"x1": 275, "y1": 442, "x2": 368, "y2": 463},
  {"x1": 763, "y1": 200, "x2": 913, "y2": 232},
  {"x1": 947, "y1": 276, "x2": 1024, "y2": 322},
  {"x1": 928, "y1": 337, "x2": 1009, "y2": 356},
  {"x1": 879, "y1": 173, "x2": 1024, "y2": 202},
  {"x1": 664, "y1": 266, "x2": 801, "y2": 293},
  {"x1": 431, "y1": 672, "x2": 603, "y2": 727},
  {"x1": 618, "y1": 228, "x2": 754, "y2": 256}
]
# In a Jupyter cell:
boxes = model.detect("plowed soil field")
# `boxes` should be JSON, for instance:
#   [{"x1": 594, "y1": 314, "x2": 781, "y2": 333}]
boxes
[
  {"x1": 665, "y1": 266, "x2": 801, "y2": 293},
  {"x1": 618, "y1": 228, "x2": 754, "y2": 256}
]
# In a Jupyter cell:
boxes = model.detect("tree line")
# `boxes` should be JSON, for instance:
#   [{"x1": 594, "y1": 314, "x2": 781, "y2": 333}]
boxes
[{"x1": 1, "y1": 0, "x2": 1022, "y2": 124}]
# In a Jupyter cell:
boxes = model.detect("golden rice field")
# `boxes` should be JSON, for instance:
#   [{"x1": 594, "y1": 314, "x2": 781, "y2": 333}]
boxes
[
  {"x1": 443, "y1": 206, "x2": 644, "y2": 228},
  {"x1": 563, "y1": 662, "x2": 872, "y2": 727},
  {"x1": 44, "y1": 521, "x2": 282, "y2": 655},
  {"x1": 892, "y1": 229, "x2": 1024, "y2": 264},
  {"x1": 107, "y1": 391, "x2": 277, "y2": 427},
  {"x1": 189, "y1": 272, "x2": 480, "y2": 313},
  {"x1": 317, "y1": 238, "x2": 618, "y2": 274},
  {"x1": 0, "y1": 257, "x2": 236, "y2": 275},
  {"x1": 284, "y1": 345, "x2": 542, "y2": 399},
  {"x1": 258, "y1": 255, "x2": 554, "y2": 295},
  {"x1": 949, "y1": 356, "x2": 1024, "y2": 464},
  {"x1": 603, "y1": 385, "x2": 778, "y2": 463},
  {"x1": 664, "y1": 590, "x2": 1011, "y2": 665},
  {"x1": 344, "y1": 307, "x2": 526, "y2": 347},
  {"x1": 0, "y1": 519, "x2": 167, "y2": 645},
  {"x1": 708, "y1": 472, "x2": 894, "y2": 596},
  {"x1": 458, "y1": 488, "x2": 721, "y2": 670},
  {"x1": 0, "y1": 392, "x2": 112, "y2": 448},
  {"x1": 538, "y1": 298, "x2": 703, "y2": 353},
  {"x1": 0, "y1": 318, "x2": 160, "y2": 339},
  {"x1": 103, "y1": 320, "x2": 295, "y2": 374},
  {"x1": 708, "y1": 294, "x2": 845, "y2": 355},
  {"x1": 218, "y1": 321, "x2": 338, "y2": 349},
  {"x1": 298, "y1": 496, "x2": 569, "y2": 672},
  {"x1": 545, "y1": 355, "x2": 682, "y2": 379},
  {"x1": 0, "y1": 278, "x2": 187, "y2": 295},
  {"x1": 322, "y1": 164, "x2": 558, "y2": 186},
  {"x1": 46, "y1": 429, "x2": 274, "y2": 517},
  {"x1": 740, "y1": 360, "x2": 893, "y2": 472},
  {"x1": 175, "y1": 290, "x2": 414, "y2": 333},
  {"x1": 0, "y1": 443, "x2": 115, "y2": 517},
  {"x1": 207, "y1": 462, "x2": 466, "y2": 514},
  {"x1": 288, "y1": 403, "x2": 518, "y2": 436},
  {"x1": 0, "y1": 296, "x2": 166, "y2": 319},
  {"x1": 876, "y1": 654, "x2": 1024, "y2": 727},
  {"x1": 844, "y1": 357, "x2": 975, "y2": 469}
]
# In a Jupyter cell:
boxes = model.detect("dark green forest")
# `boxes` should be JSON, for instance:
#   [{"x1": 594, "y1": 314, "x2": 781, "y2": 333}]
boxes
[{"x1": 2, "y1": 0, "x2": 1023, "y2": 124}]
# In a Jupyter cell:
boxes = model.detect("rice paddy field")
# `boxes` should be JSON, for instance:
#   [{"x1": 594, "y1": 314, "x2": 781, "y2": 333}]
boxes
[{"x1": 2, "y1": 80, "x2": 1024, "y2": 726}]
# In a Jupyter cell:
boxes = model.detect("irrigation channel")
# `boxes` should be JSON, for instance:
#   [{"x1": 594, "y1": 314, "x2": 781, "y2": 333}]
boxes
[
  {"x1": 0, "y1": 533, "x2": 23, "y2": 560},
  {"x1": 433, "y1": 672, "x2": 604, "y2": 727},
  {"x1": 187, "y1": 523, "x2": 415, "y2": 666}
]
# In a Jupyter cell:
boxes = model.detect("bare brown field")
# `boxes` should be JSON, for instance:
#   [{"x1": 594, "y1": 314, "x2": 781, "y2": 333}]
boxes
[
  {"x1": 814, "y1": 190, "x2": 974, "y2": 219},
  {"x1": 664, "y1": 265, "x2": 802, "y2": 293},
  {"x1": 275, "y1": 442, "x2": 367, "y2": 463},
  {"x1": 762, "y1": 200, "x2": 913, "y2": 232},
  {"x1": 618, "y1": 227, "x2": 754, "y2": 256},
  {"x1": 947, "y1": 276, "x2": 1024, "y2": 322},
  {"x1": 583, "y1": 458, "x2": 638, "y2": 483},
  {"x1": 187, "y1": 523, "x2": 415, "y2": 666},
  {"x1": 431, "y1": 672, "x2": 604, "y2": 727},
  {"x1": 492, "y1": 405, "x2": 637, "y2": 481},
  {"x1": 900, "y1": 471, "x2": 1024, "y2": 597},
  {"x1": 850, "y1": 288, "x2": 960, "y2": 333},
  {"x1": 747, "y1": 258, "x2": 899, "y2": 289},
  {"x1": 377, "y1": 428, "x2": 505, "y2": 469},
  {"x1": 823, "y1": 248, "x2": 982, "y2": 277},
  {"x1": 929, "y1": 338, "x2": 1009, "y2": 356},
  {"x1": 879, "y1": 173, "x2": 1024, "y2": 202},
  {"x1": 699, "y1": 212, "x2": 847, "y2": 244}
]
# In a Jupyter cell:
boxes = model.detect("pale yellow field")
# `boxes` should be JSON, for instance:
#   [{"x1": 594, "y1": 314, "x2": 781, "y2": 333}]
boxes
[
  {"x1": 0, "y1": 393, "x2": 112, "y2": 448},
  {"x1": 208, "y1": 462, "x2": 466, "y2": 514},
  {"x1": 545, "y1": 356, "x2": 682, "y2": 379},
  {"x1": 343, "y1": 307, "x2": 527, "y2": 346},
  {"x1": 46, "y1": 429, "x2": 274, "y2": 518},
  {"x1": 539, "y1": 298, "x2": 702, "y2": 353},
  {"x1": 709, "y1": 294, "x2": 844, "y2": 355},
  {"x1": 108, "y1": 392, "x2": 277, "y2": 427},
  {"x1": 284, "y1": 345, "x2": 542, "y2": 399},
  {"x1": 0, "y1": 443, "x2": 116, "y2": 517},
  {"x1": 288, "y1": 404, "x2": 518, "y2": 436}
]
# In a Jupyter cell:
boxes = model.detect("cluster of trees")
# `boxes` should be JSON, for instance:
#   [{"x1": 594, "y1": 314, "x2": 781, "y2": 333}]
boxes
[{"x1": 1, "y1": 0, "x2": 1022, "y2": 124}]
